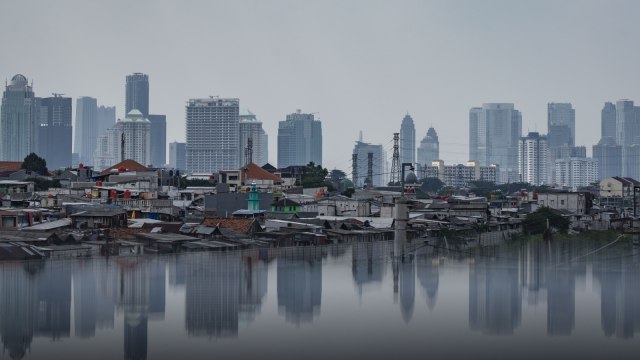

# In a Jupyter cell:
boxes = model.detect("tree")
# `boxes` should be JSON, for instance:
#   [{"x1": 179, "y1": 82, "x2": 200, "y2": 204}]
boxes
[
  {"x1": 301, "y1": 162, "x2": 329, "y2": 188},
  {"x1": 522, "y1": 206, "x2": 570, "y2": 235},
  {"x1": 420, "y1": 177, "x2": 445, "y2": 194},
  {"x1": 21, "y1": 153, "x2": 48, "y2": 175}
]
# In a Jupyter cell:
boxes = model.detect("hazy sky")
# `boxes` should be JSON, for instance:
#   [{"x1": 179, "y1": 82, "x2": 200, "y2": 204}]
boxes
[{"x1": 2, "y1": 0, "x2": 639, "y2": 171}]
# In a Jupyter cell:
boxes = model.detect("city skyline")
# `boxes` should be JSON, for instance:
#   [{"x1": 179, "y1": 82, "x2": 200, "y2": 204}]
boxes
[{"x1": 2, "y1": 1, "x2": 640, "y2": 171}]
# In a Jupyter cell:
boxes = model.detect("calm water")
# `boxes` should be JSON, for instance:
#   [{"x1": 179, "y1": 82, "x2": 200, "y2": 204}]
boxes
[{"x1": 1, "y1": 238, "x2": 640, "y2": 360}]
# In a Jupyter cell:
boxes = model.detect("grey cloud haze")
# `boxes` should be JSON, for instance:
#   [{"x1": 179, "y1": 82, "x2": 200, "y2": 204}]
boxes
[{"x1": 1, "y1": 0, "x2": 639, "y2": 170}]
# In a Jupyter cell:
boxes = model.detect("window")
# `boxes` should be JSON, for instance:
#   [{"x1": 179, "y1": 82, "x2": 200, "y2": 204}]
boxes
[{"x1": 561, "y1": 200, "x2": 565, "y2": 205}]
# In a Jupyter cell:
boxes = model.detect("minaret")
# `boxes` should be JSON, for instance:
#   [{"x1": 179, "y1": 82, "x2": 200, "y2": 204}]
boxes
[{"x1": 248, "y1": 182, "x2": 260, "y2": 211}]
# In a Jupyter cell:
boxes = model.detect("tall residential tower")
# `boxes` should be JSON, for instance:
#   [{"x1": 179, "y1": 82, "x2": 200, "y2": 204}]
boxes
[
  {"x1": 277, "y1": 110, "x2": 322, "y2": 168},
  {"x1": 1, "y1": 74, "x2": 38, "y2": 161}
]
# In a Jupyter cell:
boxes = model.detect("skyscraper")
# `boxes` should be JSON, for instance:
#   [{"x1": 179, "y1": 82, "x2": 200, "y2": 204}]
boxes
[
  {"x1": 1, "y1": 74, "x2": 38, "y2": 161},
  {"x1": 169, "y1": 142, "x2": 186, "y2": 171},
  {"x1": 469, "y1": 103, "x2": 522, "y2": 181},
  {"x1": 547, "y1": 103, "x2": 575, "y2": 147},
  {"x1": 399, "y1": 114, "x2": 415, "y2": 165},
  {"x1": 93, "y1": 126, "x2": 120, "y2": 171},
  {"x1": 186, "y1": 97, "x2": 239, "y2": 173},
  {"x1": 277, "y1": 110, "x2": 322, "y2": 168},
  {"x1": 96, "y1": 105, "x2": 116, "y2": 137},
  {"x1": 117, "y1": 110, "x2": 151, "y2": 165},
  {"x1": 239, "y1": 110, "x2": 268, "y2": 167},
  {"x1": 518, "y1": 132, "x2": 549, "y2": 186},
  {"x1": 592, "y1": 137, "x2": 622, "y2": 180},
  {"x1": 614, "y1": 100, "x2": 640, "y2": 177},
  {"x1": 417, "y1": 127, "x2": 439, "y2": 166},
  {"x1": 74, "y1": 97, "x2": 98, "y2": 165},
  {"x1": 125, "y1": 73, "x2": 149, "y2": 117},
  {"x1": 601, "y1": 102, "x2": 616, "y2": 140},
  {"x1": 148, "y1": 114, "x2": 166, "y2": 167},
  {"x1": 38, "y1": 95, "x2": 72, "y2": 169},
  {"x1": 353, "y1": 140, "x2": 386, "y2": 187}
]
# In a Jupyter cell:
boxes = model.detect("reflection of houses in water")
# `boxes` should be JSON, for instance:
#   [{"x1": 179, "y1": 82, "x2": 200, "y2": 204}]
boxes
[
  {"x1": 595, "y1": 258, "x2": 640, "y2": 338},
  {"x1": 351, "y1": 242, "x2": 389, "y2": 294},
  {"x1": 469, "y1": 261, "x2": 521, "y2": 335},
  {"x1": 520, "y1": 241, "x2": 545, "y2": 306},
  {"x1": 185, "y1": 253, "x2": 241, "y2": 337},
  {"x1": 416, "y1": 255, "x2": 439, "y2": 310},
  {"x1": 74, "y1": 260, "x2": 118, "y2": 338},
  {"x1": 0, "y1": 263, "x2": 39, "y2": 360},
  {"x1": 277, "y1": 248, "x2": 323, "y2": 325},
  {"x1": 148, "y1": 259, "x2": 166, "y2": 321}
]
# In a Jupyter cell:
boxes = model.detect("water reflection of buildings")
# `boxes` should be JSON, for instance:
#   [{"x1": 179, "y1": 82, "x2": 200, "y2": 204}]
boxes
[
  {"x1": 277, "y1": 247, "x2": 323, "y2": 325},
  {"x1": 396, "y1": 259, "x2": 415, "y2": 323},
  {"x1": 469, "y1": 260, "x2": 521, "y2": 335},
  {"x1": 594, "y1": 252, "x2": 640, "y2": 338},
  {"x1": 351, "y1": 242, "x2": 388, "y2": 294},
  {"x1": 416, "y1": 255, "x2": 439, "y2": 310},
  {"x1": 185, "y1": 252, "x2": 267, "y2": 337},
  {"x1": 74, "y1": 260, "x2": 118, "y2": 338}
]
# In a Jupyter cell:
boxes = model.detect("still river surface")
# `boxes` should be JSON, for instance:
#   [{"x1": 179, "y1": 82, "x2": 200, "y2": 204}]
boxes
[{"x1": 1, "y1": 237, "x2": 640, "y2": 360}]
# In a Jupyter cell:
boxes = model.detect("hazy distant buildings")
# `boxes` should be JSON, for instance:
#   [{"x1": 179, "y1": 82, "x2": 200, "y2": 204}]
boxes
[
  {"x1": 400, "y1": 114, "x2": 415, "y2": 165},
  {"x1": 422, "y1": 160, "x2": 498, "y2": 187},
  {"x1": 593, "y1": 137, "x2": 622, "y2": 180},
  {"x1": 417, "y1": 127, "x2": 439, "y2": 166},
  {"x1": 614, "y1": 100, "x2": 640, "y2": 177},
  {"x1": 1, "y1": 74, "x2": 38, "y2": 161},
  {"x1": 125, "y1": 73, "x2": 149, "y2": 117},
  {"x1": 93, "y1": 127, "x2": 120, "y2": 171},
  {"x1": 239, "y1": 110, "x2": 268, "y2": 167},
  {"x1": 148, "y1": 114, "x2": 166, "y2": 167},
  {"x1": 96, "y1": 105, "x2": 116, "y2": 137},
  {"x1": 117, "y1": 110, "x2": 151, "y2": 165},
  {"x1": 186, "y1": 97, "x2": 239, "y2": 174},
  {"x1": 169, "y1": 142, "x2": 186, "y2": 171},
  {"x1": 547, "y1": 103, "x2": 575, "y2": 147},
  {"x1": 277, "y1": 110, "x2": 322, "y2": 168},
  {"x1": 353, "y1": 140, "x2": 386, "y2": 187},
  {"x1": 38, "y1": 95, "x2": 72, "y2": 169},
  {"x1": 469, "y1": 103, "x2": 522, "y2": 182},
  {"x1": 518, "y1": 132, "x2": 549, "y2": 186},
  {"x1": 555, "y1": 157, "x2": 598, "y2": 189},
  {"x1": 601, "y1": 102, "x2": 616, "y2": 140},
  {"x1": 74, "y1": 97, "x2": 98, "y2": 165}
]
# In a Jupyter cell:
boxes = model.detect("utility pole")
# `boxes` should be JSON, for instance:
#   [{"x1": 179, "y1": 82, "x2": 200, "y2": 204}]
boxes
[
  {"x1": 390, "y1": 133, "x2": 400, "y2": 184},
  {"x1": 352, "y1": 153, "x2": 358, "y2": 186}
]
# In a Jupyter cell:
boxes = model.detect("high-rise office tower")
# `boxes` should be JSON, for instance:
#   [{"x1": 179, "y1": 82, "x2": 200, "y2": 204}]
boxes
[
  {"x1": 74, "y1": 97, "x2": 98, "y2": 165},
  {"x1": 1, "y1": 74, "x2": 38, "y2": 161},
  {"x1": 277, "y1": 110, "x2": 322, "y2": 168},
  {"x1": 547, "y1": 103, "x2": 575, "y2": 147},
  {"x1": 148, "y1": 114, "x2": 166, "y2": 167},
  {"x1": 169, "y1": 142, "x2": 186, "y2": 171},
  {"x1": 117, "y1": 110, "x2": 151, "y2": 165},
  {"x1": 353, "y1": 140, "x2": 386, "y2": 187},
  {"x1": 38, "y1": 95, "x2": 72, "y2": 169},
  {"x1": 400, "y1": 114, "x2": 416, "y2": 165},
  {"x1": 469, "y1": 103, "x2": 522, "y2": 181},
  {"x1": 601, "y1": 102, "x2": 616, "y2": 140},
  {"x1": 614, "y1": 100, "x2": 640, "y2": 177},
  {"x1": 592, "y1": 137, "x2": 622, "y2": 180},
  {"x1": 417, "y1": 127, "x2": 439, "y2": 166},
  {"x1": 239, "y1": 110, "x2": 268, "y2": 167},
  {"x1": 518, "y1": 132, "x2": 549, "y2": 186},
  {"x1": 96, "y1": 105, "x2": 116, "y2": 137},
  {"x1": 125, "y1": 73, "x2": 149, "y2": 117},
  {"x1": 186, "y1": 97, "x2": 239, "y2": 173}
]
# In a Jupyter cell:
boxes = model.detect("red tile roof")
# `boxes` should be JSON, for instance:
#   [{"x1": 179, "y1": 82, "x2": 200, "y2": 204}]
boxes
[
  {"x1": 243, "y1": 163, "x2": 282, "y2": 183},
  {"x1": 99, "y1": 159, "x2": 150, "y2": 177},
  {"x1": 0, "y1": 162, "x2": 22, "y2": 171},
  {"x1": 201, "y1": 217, "x2": 257, "y2": 234}
]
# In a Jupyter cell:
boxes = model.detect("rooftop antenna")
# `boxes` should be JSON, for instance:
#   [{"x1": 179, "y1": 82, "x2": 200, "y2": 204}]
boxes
[
  {"x1": 359, "y1": 130, "x2": 363, "y2": 142},
  {"x1": 52, "y1": 93, "x2": 65, "y2": 97}
]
